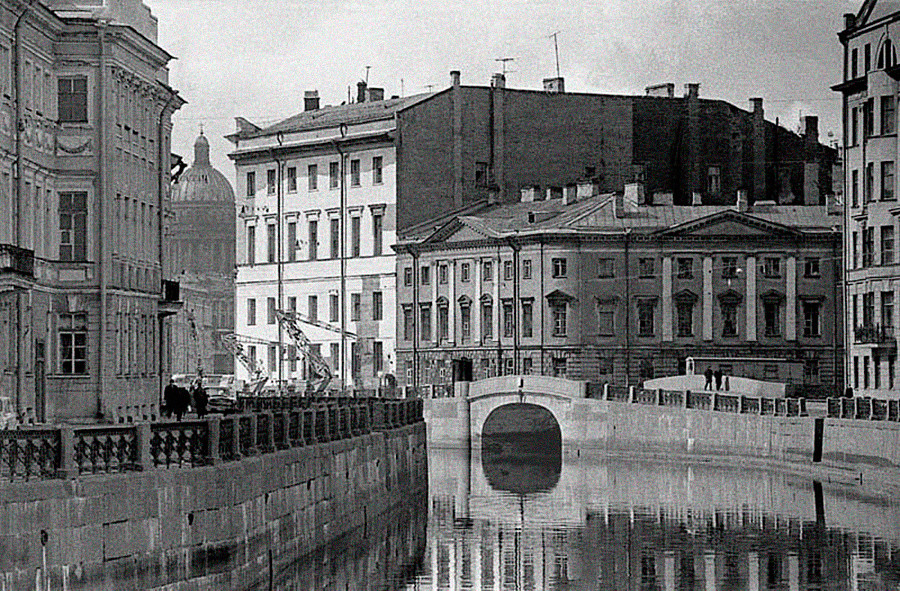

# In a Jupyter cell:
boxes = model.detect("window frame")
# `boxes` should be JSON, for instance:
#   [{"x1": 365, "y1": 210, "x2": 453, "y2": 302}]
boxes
[
  {"x1": 59, "y1": 312, "x2": 87, "y2": 375},
  {"x1": 58, "y1": 76, "x2": 88, "y2": 124}
]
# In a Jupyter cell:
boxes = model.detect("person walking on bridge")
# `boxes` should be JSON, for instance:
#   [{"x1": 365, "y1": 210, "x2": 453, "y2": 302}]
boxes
[{"x1": 704, "y1": 367, "x2": 714, "y2": 390}]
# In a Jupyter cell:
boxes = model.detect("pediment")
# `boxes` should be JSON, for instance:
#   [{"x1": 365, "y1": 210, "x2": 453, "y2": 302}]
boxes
[
  {"x1": 545, "y1": 289, "x2": 576, "y2": 303},
  {"x1": 421, "y1": 217, "x2": 495, "y2": 245},
  {"x1": 656, "y1": 211, "x2": 800, "y2": 238}
]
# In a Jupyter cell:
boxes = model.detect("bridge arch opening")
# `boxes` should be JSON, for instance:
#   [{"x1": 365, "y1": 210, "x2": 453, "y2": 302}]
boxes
[{"x1": 481, "y1": 403, "x2": 562, "y2": 495}]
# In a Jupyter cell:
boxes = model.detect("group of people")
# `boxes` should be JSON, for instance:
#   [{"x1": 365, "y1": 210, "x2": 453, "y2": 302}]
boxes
[
  {"x1": 163, "y1": 378, "x2": 209, "y2": 421},
  {"x1": 703, "y1": 367, "x2": 730, "y2": 391}
]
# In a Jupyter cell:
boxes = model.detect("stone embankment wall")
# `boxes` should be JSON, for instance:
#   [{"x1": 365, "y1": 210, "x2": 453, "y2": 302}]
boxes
[{"x1": 0, "y1": 423, "x2": 426, "y2": 591}]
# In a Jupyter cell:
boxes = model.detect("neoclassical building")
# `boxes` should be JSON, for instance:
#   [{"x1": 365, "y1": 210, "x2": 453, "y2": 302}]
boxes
[
  {"x1": 395, "y1": 184, "x2": 843, "y2": 393},
  {"x1": 0, "y1": 0, "x2": 183, "y2": 423},
  {"x1": 167, "y1": 132, "x2": 235, "y2": 376}
]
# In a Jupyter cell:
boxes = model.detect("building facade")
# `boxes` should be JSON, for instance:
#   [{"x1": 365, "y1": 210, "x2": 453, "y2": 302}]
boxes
[
  {"x1": 395, "y1": 184, "x2": 843, "y2": 392},
  {"x1": 228, "y1": 73, "x2": 837, "y2": 392},
  {"x1": 836, "y1": 0, "x2": 900, "y2": 398},
  {"x1": 167, "y1": 132, "x2": 235, "y2": 376},
  {"x1": 0, "y1": 0, "x2": 183, "y2": 423}
]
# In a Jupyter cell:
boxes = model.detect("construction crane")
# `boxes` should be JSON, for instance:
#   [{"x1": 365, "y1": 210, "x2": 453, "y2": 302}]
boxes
[
  {"x1": 275, "y1": 310, "x2": 347, "y2": 394},
  {"x1": 284, "y1": 310, "x2": 357, "y2": 339},
  {"x1": 220, "y1": 333, "x2": 273, "y2": 396},
  {"x1": 185, "y1": 308, "x2": 202, "y2": 377}
]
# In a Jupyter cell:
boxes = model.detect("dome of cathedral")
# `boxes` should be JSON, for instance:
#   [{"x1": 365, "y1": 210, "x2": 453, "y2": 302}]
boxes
[{"x1": 171, "y1": 131, "x2": 235, "y2": 203}]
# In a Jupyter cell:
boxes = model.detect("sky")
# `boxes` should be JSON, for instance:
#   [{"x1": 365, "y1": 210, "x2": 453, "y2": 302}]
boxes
[{"x1": 146, "y1": 0, "x2": 858, "y2": 178}]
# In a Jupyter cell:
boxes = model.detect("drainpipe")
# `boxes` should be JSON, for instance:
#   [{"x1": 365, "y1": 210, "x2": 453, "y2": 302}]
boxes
[
  {"x1": 271, "y1": 138, "x2": 284, "y2": 394},
  {"x1": 539, "y1": 239, "x2": 545, "y2": 373},
  {"x1": 839, "y1": 29, "x2": 851, "y2": 392},
  {"x1": 331, "y1": 127, "x2": 348, "y2": 392},
  {"x1": 410, "y1": 245, "x2": 420, "y2": 392},
  {"x1": 507, "y1": 236, "x2": 520, "y2": 373},
  {"x1": 157, "y1": 90, "x2": 178, "y2": 407},
  {"x1": 96, "y1": 22, "x2": 108, "y2": 418},
  {"x1": 624, "y1": 228, "x2": 632, "y2": 386}
]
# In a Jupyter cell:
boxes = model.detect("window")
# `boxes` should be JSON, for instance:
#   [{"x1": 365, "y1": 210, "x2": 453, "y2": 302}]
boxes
[
  {"x1": 864, "y1": 291, "x2": 876, "y2": 327},
  {"x1": 266, "y1": 224, "x2": 276, "y2": 263},
  {"x1": 461, "y1": 262, "x2": 470, "y2": 282},
  {"x1": 246, "y1": 171, "x2": 255, "y2": 197},
  {"x1": 59, "y1": 191, "x2": 87, "y2": 261},
  {"x1": 866, "y1": 162, "x2": 875, "y2": 202},
  {"x1": 875, "y1": 354, "x2": 881, "y2": 389},
  {"x1": 721, "y1": 303, "x2": 738, "y2": 337},
  {"x1": 852, "y1": 169, "x2": 859, "y2": 207},
  {"x1": 287, "y1": 166, "x2": 297, "y2": 192},
  {"x1": 59, "y1": 312, "x2": 87, "y2": 374},
  {"x1": 475, "y1": 161, "x2": 488, "y2": 186},
  {"x1": 882, "y1": 291, "x2": 894, "y2": 332},
  {"x1": 598, "y1": 301, "x2": 615, "y2": 336},
  {"x1": 307, "y1": 295, "x2": 317, "y2": 322},
  {"x1": 522, "y1": 357, "x2": 533, "y2": 375},
  {"x1": 552, "y1": 258, "x2": 567, "y2": 278},
  {"x1": 247, "y1": 225, "x2": 256, "y2": 265},
  {"x1": 864, "y1": 355, "x2": 870, "y2": 389},
  {"x1": 503, "y1": 260, "x2": 513, "y2": 281},
  {"x1": 852, "y1": 47, "x2": 859, "y2": 78},
  {"x1": 267, "y1": 345, "x2": 276, "y2": 372},
  {"x1": 287, "y1": 221, "x2": 297, "y2": 262},
  {"x1": 863, "y1": 227, "x2": 875, "y2": 267},
  {"x1": 460, "y1": 302, "x2": 471, "y2": 342},
  {"x1": 438, "y1": 303, "x2": 449, "y2": 341},
  {"x1": 521, "y1": 300, "x2": 533, "y2": 338},
  {"x1": 637, "y1": 299, "x2": 655, "y2": 336},
  {"x1": 420, "y1": 304, "x2": 432, "y2": 341},
  {"x1": 640, "y1": 358, "x2": 654, "y2": 380},
  {"x1": 267, "y1": 169, "x2": 276, "y2": 195},
  {"x1": 350, "y1": 159, "x2": 360, "y2": 186},
  {"x1": 854, "y1": 356, "x2": 860, "y2": 390},
  {"x1": 722, "y1": 257, "x2": 738, "y2": 279},
  {"x1": 308, "y1": 219, "x2": 318, "y2": 260},
  {"x1": 853, "y1": 231, "x2": 859, "y2": 268},
  {"x1": 403, "y1": 306, "x2": 413, "y2": 341},
  {"x1": 481, "y1": 299, "x2": 493, "y2": 340},
  {"x1": 403, "y1": 267, "x2": 413, "y2": 287},
  {"x1": 803, "y1": 302, "x2": 821, "y2": 337},
  {"x1": 503, "y1": 301, "x2": 514, "y2": 338},
  {"x1": 372, "y1": 156, "x2": 383, "y2": 184},
  {"x1": 287, "y1": 345, "x2": 297, "y2": 373},
  {"x1": 351, "y1": 293, "x2": 361, "y2": 321},
  {"x1": 329, "y1": 161, "x2": 339, "y2": 189},
  {"x1": 804, "y1": 257, "x2": 821, "y2": 278},
  {"x1": 882, "y1": 225, "x2": 895, "y2": 264},
  {"x1": 764, "y1": 300, "x2": 781, "y2": 337},
  {"x1": 421, "y1": 265, "x2": 431, "y2": 285},
  {"x1": 330, "y1": 218, "x2": 340, "y2": 259},
  {"x1": 330, "y1": 293, "x2": 339, "y2": 323},
  {"x1": 551, "y1": 303, "x2": 567, "y2": 336},
  {"x1": 351, "y1": 342, "x2": 361, "y2": 378},
  {"x1": 267, "y1": 297, "x2": 276, "y2": 324},
  {"x1": 373, "y1": 341, "x2": 383, "y2": 375},
  {"x1": 287, "y1": 296, "x2": 296, "y2": 313},
  {"x1": 247, "y1": 298, "x2": 256, "y2": 325},
  {"x1": 805, "y1": 357, "x2": 820, "y2": 383},
  {"x1": 522, "y1": 259, "x2": 532, "y2": 279},
  {"x1": 552, "y1": 357, "x2": 567, "y2": 377},
  {"x1": 852, "y1": 108, "x2": 859, "y2": 146},
  {"x1": 879, "y1": 38, "x2": 897, "y2": 69},
  {"x1": 883, "y1": 95, "x2": 896, "y2": 135},
  {"x1": 639, "y1": 258, "x2": 655, "y2": 278},
  {"x1": 58, "y1": 77, "x2": 87, "y2": 123},
  {"x1": 350, "y1": 216, "x2": 360, "y2": 257},
  {"x1": 883, "y1": 162, "x2": 895, "y2": 201},
  {"x1": 598, "y1": 258, "x2": 614, "y2": 278},
  {"x1": 307, "y1": 164, "x2": 318, "y2": 191},
  {"x1": 483, "y1": 261, "x2": 493, "y2": 282},
  {"x1": 707, "y1": 166, "x2": 721, "y2": 195},
  {"x1": 672, "y1": 300, "x2": 692, "y2": 337},
  {"x1": 372, "y1": 213, "x2": 383, "y2": 256},
  {"x1": 373, "y1": 291, "x2": 383, "y2": 321},
  {"x1": 677, "y1": 258, "x2": 693, "y2": 279},
  {"x1": 864, "y1": 99, "x2": 875, "y2": 138},
  {"x1": 439, "y1": 264, "x2": 448, "y2": 284},
  {"x1": 329, "y1": 343, "x2": 339, "y2": 373},
  {"x1": 762, "y1": 257, "x2": 780, "y2": 278}
]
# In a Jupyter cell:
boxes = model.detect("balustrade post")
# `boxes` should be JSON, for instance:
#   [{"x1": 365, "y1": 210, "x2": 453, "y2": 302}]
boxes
[
  {"x1": 57, "y1": 426, "x2": 77, "y2": 479},
  {"x1": 628, "y1": 386, "x2": 635, "y2": 403},
  {"x1": 231, "y1": 417, "x2": 241, "y2": 458},
  {"x1": 654, "y1": 389, "x2": 661, "y2": 405},
  {"x1": 799, "y1": 398, "x2": 808, "y2": 417},
  {"x1": 685, "y1": 391, "x2": 692, "y2": 409},
  {"x1": 135, "y1": 423, "x2": 152, "y2": 471},
  {"x1": 206, "y1": 417, "x2": 221, "y2": 464},
  {"x1": 265, "y1": 411, "x2": 275, "y2": 451},
  {"x1": 713, "y1": 393, "x2": 719, "y2": 411},
  {"x1": 247, "y1": 414, "x2": 258, "y2": 454}
]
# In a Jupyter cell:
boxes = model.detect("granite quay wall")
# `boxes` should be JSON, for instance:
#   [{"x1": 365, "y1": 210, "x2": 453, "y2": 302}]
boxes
[{"x1": 0, "y1": 398, "x2": 426, "y2": 590}]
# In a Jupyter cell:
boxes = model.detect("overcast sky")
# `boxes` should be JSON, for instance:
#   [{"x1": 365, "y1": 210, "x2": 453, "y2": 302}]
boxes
[{"x1": 146, "y1": 0, "x2": 857, "y2": 179}]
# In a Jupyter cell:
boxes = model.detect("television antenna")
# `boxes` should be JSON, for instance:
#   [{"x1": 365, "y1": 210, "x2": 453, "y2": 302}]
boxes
[
  {"x1": 548, "y1": 31, "x2": 561, "y2": 78},
  {"x1": 495, "y1": 57, "x2": 516, "y2": 76}
]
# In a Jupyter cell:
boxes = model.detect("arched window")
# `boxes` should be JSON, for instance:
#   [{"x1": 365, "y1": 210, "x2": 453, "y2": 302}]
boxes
[{"x1": 878, "y1": 38, "x2": 897, "y2": 70}]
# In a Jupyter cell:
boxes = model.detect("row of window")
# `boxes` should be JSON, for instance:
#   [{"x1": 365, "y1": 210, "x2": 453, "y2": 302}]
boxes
[
  {"x1": 401, "y1": 297, "x2": 824, "y2": 342},
  {"x1": 851, "y1": 225, "x2": 895, "y2": 268},
  {"x1": 849, "y1": 162, "x2": 895, "y2": 207},
  {"x1": 851, "y1": 291, "x2": 894, "y2": 332},
  {"x1": 246, "y1": 156, "x2": 384, "y2": 198},
  {"x1": 849, "y1": 96, "x2": 895, "y2": 147},
  {"x1": 246, "y1": 210, "x2": 385, "y2": 264},
  {"x1": 850, "y1": 39, "x2": 897, "y2": 80},
  {"x1": 852, "y1": 353, "x2": 897, "y2": 391},
  {"x1": 246, "y1": 292, "x2": 384, "y2": 326},
  {"x1": 404, "y1": 255, "x2": 823, "y2": 285}
]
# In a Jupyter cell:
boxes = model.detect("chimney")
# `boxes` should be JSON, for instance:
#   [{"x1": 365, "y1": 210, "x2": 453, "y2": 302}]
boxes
[
  {"x1": 736, "y1": 189, "x2": 749, "y2": 212},
  {"x1": 576, "y1": 179, "x2": 598, "y2": 200},
  {"x1": 356, "y1": 81, "x2": 367, "y2": 103},
  {"x1": 545, "y1": 186, "x2": 562, "y2": 201},
  {"x1": 691, "y1": 192, "x2": 703, "y2": 206},
  {"x1": 844, "y1": 13, "x2": 856, "y2": 30},
  {"x1": 684, "y1": 83, "x2": 700, "y2": 99},
  {"x1": 304, "y1": 90, "x2": 320, "y2": 111},
  {"x1": 619, "y1": 183, "x2": 644, "y2": 216},
  {"x1": 450, "y1": 70, "x2": 461, "y2": 87},
  {"x1": 491, "y1": 73, "x2": 506, "y2": 89},
  {"x1": 645, "y1": 83, "x2": 675, "y2": 98},
  {"x1": 563, "y1": 184, "x2": 578, "y2": 205},
  {"x1": 543, "y1": 77, "x2": 565, "y2": 93},
  {"x1": 750, "y1": 97, "x2": 764, "y2": 115},
  {"x1": 520, "y1": 186, "x2": 541, "y2": 203},
  {"x1": 366, "y1": 87, "x2": 385, "y2": 102},
  {"x1": 751, "y1": 98, "x2": 766, "y2": 202},
  {"x1": 803, "y1": 115, "x2": 819, "y2": 144}
]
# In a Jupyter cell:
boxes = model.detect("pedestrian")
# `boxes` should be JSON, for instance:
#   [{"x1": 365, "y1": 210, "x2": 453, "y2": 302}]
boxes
[
  {"x1": 704, "y1": 367, "x2": 714, "y2": 390},
  {"x1": 724, "y1": 374, "x2": 730, "y2": 391},
  {"x1": 174, "y1": 385, "x2": 190, "y2": 421},
  {"x1": 163, "y1": 378, "x2": 177, "y2": 418},
  {"x1": 714, "y1": 367, "x2": 723, "y2": 391},
  {"x1": 193, "y1": 379, "x2": 208, "y2": 418}
]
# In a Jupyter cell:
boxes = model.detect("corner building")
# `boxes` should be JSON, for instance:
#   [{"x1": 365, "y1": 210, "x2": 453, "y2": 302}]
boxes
[
  {"x1": 836, "y1": 0, "x2": 900, "y2": 398},
  {"x1": 395, "y1": 185, "x2": 843, "y2": 392},
  {"x1": 0, "y1": 0, "x2": 183, "y2": 422}
]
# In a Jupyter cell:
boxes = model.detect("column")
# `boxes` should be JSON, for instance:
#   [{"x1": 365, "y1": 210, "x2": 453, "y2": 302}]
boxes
[
  {"x1": 473, "y1": 258, "x2": 482, "y2": 344},
  {"x1": 448, "y1": 260, "x2": 456, "y2": 344},
  {"x1": 703, "y1": 256, "x2": 713, "y2": 341},
  {"x1": 493, "y1": 254, "x2": 501, "y2": 343},
  {"x1": 432, "y1": 260, "x2": 439, "y2": 340},
  {"x1": 664, "y1": 551, "x2": 676, "y2": 591},
  {"x1": 704, "y1": 551, "x2": 717, "y2": 591},
  {"x1": 786, "y1": 256, "x2": 797, "y2": 341},
  {"x1": 746, "y1": 255, "x2": 757, "y2": 341},
  {"x1": 662, "y1": 257, "x2": 673, "y2": 341},
  {"x1": 788, "y1": 552, "x2": 799, "y2": 591},
  {"x1": 747, "y1": 551, "x2": 759, "y2": 591}
]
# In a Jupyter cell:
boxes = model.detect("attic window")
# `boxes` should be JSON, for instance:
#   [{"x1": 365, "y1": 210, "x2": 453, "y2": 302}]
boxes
[{"x1": 878, "y1": 38, "x2": 897, "y2": 70}]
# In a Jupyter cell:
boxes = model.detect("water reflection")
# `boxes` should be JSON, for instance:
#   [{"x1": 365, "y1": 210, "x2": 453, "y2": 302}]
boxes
[
  {"x1": 481, "y1": 403, "x2": 562, "y2": 495},
  {"x1": 409, "y1": 439, "x2": 900, "y2": 590}
]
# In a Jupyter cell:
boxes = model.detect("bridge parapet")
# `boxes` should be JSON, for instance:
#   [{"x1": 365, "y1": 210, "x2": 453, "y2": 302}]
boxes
[{"x1": 468, "y1": 375, "x2": 586, "y2": 400}]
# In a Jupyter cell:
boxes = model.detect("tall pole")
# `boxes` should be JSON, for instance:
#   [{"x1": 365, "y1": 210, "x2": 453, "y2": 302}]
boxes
[{"x1": 549, "y1": 31, "x2": 561, "y2": 79}]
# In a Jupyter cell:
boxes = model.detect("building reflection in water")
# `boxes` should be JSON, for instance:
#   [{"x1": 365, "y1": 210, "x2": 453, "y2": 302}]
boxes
[{"x1": 412, "y1": 433, "x2": 900, "y2": 590}]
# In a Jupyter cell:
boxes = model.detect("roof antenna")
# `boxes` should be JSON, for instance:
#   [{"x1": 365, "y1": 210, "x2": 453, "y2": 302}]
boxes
[
  {"x1": 365, "y1": 65, "x2": 371, "y2": 85},
  {"x1": 199, "y1": 122, "x2": 204, "y2": 136},
  {"x1": 549, "y1": 31, "x2": 561, "y2": 78},
  {"x1": 495, "y1": 57, "x2": 516, "y2": 76}
]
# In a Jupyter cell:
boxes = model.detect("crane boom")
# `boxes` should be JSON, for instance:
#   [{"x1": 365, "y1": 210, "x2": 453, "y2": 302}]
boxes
[
  {"x1": 275, "y1": 310, "x2": 333, "y2": 393},
  {"x1": 284, "y1": 310, "x2": 357, "y2": 338},
  {"x1": 220, "y1": 333, "x2": 271, "y2": 395}
]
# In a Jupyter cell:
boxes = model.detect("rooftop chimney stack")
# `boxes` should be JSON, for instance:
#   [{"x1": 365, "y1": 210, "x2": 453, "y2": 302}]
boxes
[
  {"x1": 645, "y1": 83, "x2": 675, "y2": 98},
  {"x1": 491, "y1": 73, "x2": 506, "y2": 89},
  {"x1": 736, "y1": 189, "x2": 749, "y2": 212},
  {"x1": 684, "y1": 83, "x2": 700, "y2": 99},
  {"x1": 304, "y1": 90, "x2": 320, "y2": 111},
  {"x1": 563, "y1": 184, "x2": 578, "y2": 205},
  {"x1": 366, "y1": 87, "x2": 385, "y2": 102},
  {"x1": 543, "y1": 77, "x2": 565, "y2": 93},
  {"x1": 750, "y1": 97, "x2": 764, "y2": 116},
  {"x1": 803, "y1": 115, "x2": 819, "y2": 143},
  {"x1": 844, "y1": 13, "x2": 856, "y2": 30},
  {"x1": 450, "y1": 70, "x2": 461, "y2": 87},
  {"x1": 356, "y1": 81, "x2": 367, "y2": 103},
  {"x1": 691, "y1": 192, "x2": 703, "y2": 206}
]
